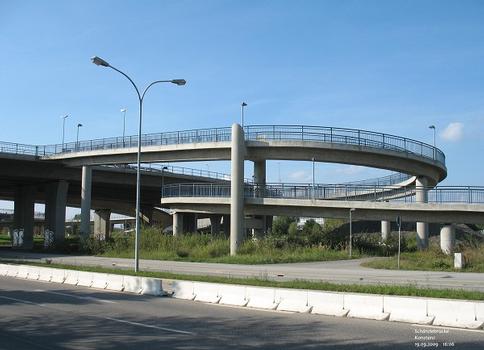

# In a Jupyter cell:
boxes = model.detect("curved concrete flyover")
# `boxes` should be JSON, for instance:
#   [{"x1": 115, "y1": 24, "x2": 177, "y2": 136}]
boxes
[{"x1": 38, "y1": 125, "x2": 447, "y2": 185}]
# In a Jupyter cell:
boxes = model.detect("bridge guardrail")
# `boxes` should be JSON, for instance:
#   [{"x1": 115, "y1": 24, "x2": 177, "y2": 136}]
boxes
[{"x1": 162, "y1": 183, "x2": 484, "y2": 204}]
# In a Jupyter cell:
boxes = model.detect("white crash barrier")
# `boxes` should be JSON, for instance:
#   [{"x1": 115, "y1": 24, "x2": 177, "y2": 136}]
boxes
[
  {"x1": 50, "y1": 269, "x2": 66, "y2": 283},
  {"x1": 308, "y1": 291, "x2": 348, "y2": 317},
  {"x1": 26, "y1": 267, "x2": 39, "y2": 280},
  {"x1": 246, "y1": 286, "x2": 279, "y2": 310},
  {"x1": 91, "y1": 273, "x2": 108, "y2": 289},
  {"x1": 38, "y1": 267, "x2": 53, "y2": 282},
  {"x1": 77, "y1": 271, "x2": 93, "y2": 287},
  {"x1": 427, "y1": 299, "x2": 484, "y2": 329},
  {"x1": 5, "y1": 264, "x2": 19, "y2": 277},
  {"x1": 193, "y1": 282, "x2": 221, "y2": 303},
  {"x1": 106, "y1": 274, "x2": 125, "y2": 291},
  {"x1": 0, "y1": 264, "x2": 9, "y2": 276},
  {"x1": 219, "y1": 284, "x2": 248, "y2": 306},
  {"x1": 345, "y1": 293, "x2": 390, "y2": 321},
  {"x1": 141, "y1": 277, "x2": 163, "y2": 296},
  {"x1": 276, "y1": 289, "x2": 312, "y2": 313},
  {"x1": 17, "y1": 265, "x2": 30, "y2": 279},
  {"x1": 64, "y1": 270, "x2": 79, "y2": 285},
  {"x1": 123, "y1": 275, "x2": 142, "y2": 294},
  {"x1": 384, "y1": 296, "x2": 434, "y2": 325},
  {"x1": 171, "y1": 280, "x2": 195, "y2": 300}
]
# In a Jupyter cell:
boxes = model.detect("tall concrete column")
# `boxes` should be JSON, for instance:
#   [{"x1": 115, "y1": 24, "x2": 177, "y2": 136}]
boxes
[
  {"x1": 45, "y1": 181, "x2": 69, "y2": 244},
  {"x1": 183, "y1": 213, "x2": 197, "y2": 233},
  {"x1": 210, "y1": 214, "x2": 222, "y2": 235},
  {"x1": 230, "y1": 123, "x2": 245, "y2": 255},
  {"x1": 80, "y1": 166, "x2": 92, "y2": 238},
  {"x1": 222, "y1": 215, "x2": 230, "y2": 237},
  {"x1": 173, "y1": 212, "x2": 183, "y2": 236},
  {"x1": 253, "y1": 160, "x2": 268, "y2": 238},
  {"x1": 416, "y1": 176, "x2": 429, "y2": 249},
  {"x1": 13, "y1": 185, "x2": 35, "y2": 249},
  {"x1": 440, "y1": 224, "x2": 455, "y2": 255},
  {"x1": 381, "y1": 220, "x2": 391, "y2": 242},
  {"x1": 94, "y1": 209, "x2": 111, "y2": 240}
]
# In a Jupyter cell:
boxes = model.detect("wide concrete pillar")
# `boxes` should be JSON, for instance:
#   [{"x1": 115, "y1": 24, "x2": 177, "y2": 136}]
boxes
[
  {"x1": 230, "y1": 124, "x2": 245, "y2": 255},
  {"x1": 210, "y1": 214, "x2": 222, "y2": 235},
  {"x1": 173, "y1": 212, "x2": 183, "y2": 236},
  {"x1": 440, "y1": 224, "x2": 455, "y2": 255},
  {"x1": 416, "y1": 176, "x2": 429, "y2": 250},
  {"x1": 94, "y1": 209, "x2": 111, "y2": 240},
  {"x1": 45, "y1": 181, "x2": 69, "y2": 245},
  {"x1": 13, "y1": 185, "x2": 35, "y2": 249},
  {"x1": 222, "y1": 215, "x2": 230, "y2": 237},
  {"x1": 80, "y1": 166, "x2": 92, "y2": 238},
  {"x1": 183, "y1": 213, "x2": 197, "y2": 233},
  {"x1": 381, "y1": 220, "x2": 391, "y2": 242}
]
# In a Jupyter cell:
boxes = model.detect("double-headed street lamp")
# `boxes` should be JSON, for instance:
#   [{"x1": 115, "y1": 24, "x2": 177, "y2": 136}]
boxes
[
  {"x1": 92, "y1": 55, "x2": 186, "y2": 272},
  {"x1": 76, "y1": 123, "x2": 83, "y2": 150}
]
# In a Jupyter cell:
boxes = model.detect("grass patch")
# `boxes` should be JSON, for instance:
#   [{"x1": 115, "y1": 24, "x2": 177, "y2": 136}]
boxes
[
  {"x1": 4, "y1": 259, "x2": 484, "y2": 301},
  {"x1": 362, "y1": 244, "x2": 484, "y2": 272}
]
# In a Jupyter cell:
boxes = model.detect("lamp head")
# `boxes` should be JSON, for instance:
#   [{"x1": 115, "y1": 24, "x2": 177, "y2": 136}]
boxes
[
  {"x1": 91, "y1": 56, "x2": 110, "y2": 67},
  {"x1": 171, "y1": 79, "x2": 186, "y2": 86},
  {"x1": 429, "y1": 125, "x2": 435, "y2": 129},
  {"x1": 121, "y1": 108, "x2": 127, "y2": 113},
  {"x1": 77, "y1": 123, "x2": 83, "y2": 127},
  {"x1": 242, "y1": 102, "x2": 247, "y2": 107}
]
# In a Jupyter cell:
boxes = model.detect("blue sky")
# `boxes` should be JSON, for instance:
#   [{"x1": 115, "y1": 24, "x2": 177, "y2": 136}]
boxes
[{"x1": 1, "y1": 0, "x2": 483, "y2": 200}]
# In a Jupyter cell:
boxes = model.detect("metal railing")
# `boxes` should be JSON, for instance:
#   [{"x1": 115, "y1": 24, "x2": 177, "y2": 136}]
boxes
[
  {"x1": 342, "y1": 172, "x2": 411, "y2": 186},
  {"x1": 15, "y1": 125, "x2": 443, "y2": 167},
  {"x1": 162, "y1": 183, "x2": 484, "y2": 204}
]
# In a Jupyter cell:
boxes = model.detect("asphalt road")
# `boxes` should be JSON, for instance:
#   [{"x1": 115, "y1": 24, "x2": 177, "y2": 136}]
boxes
[
  {"x1": 1, "y1": 276, "x2": 483, "y2": 350},
  {"x1": 1, "y1": 250, "x2": 484, "y2": 291}
]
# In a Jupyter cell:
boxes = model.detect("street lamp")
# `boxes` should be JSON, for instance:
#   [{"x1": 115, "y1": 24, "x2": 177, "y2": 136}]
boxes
[
  {"x1": 349, "y1": 208, "x2": 356, "y2": 258},
  {"x1": 76, "y1": 123, "x2": 83, "y2": 150},
  {"x1": 241, "y1": 102, "x2": 247, "y2": 127},
  {"x1": 61, "y1": 115, "x2": 69, "y2": 151},
  {"x1": 161, "y1": 166, "x2": 169, "y2": 198},
  {"x1": 91, "y1": 55, "x2": 186, "y2": 272},
  {"x1": 428, "y1": 125, "x2": 436, "y2": 147},
  {"x1": 311, "y1": 157, "x2": 315, "y2": 200},
  {"x1": 121, "y1": 108, "x2": 127, "y2": 140}
]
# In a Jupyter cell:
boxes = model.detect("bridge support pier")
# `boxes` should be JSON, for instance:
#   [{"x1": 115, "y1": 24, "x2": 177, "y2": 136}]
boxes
[
  {"x1": 173, "y1": 212, "x2": 183, "y2": 236},
  {"x1": 416, "y1": 177, "x2": 429, "y2": 250},
  {"x1": 13, "y1": 185, "x2": 35, "y2": 249},
  {"x1": 80, "y1": 166, "x2": 92, "y2": 238},
  {"x1": 183, "y1": 213, "x2": 197, "y2": 233},
  {"x1": 230, "y1": 124, "x2": 245, "y2": 255},
  {"x1": 45, "y1": 180, "x2": 69, "y2": 245},
  {"x1": 210, "y1": 214, "x2": 222, "y2": 235},
  {"x1": 222, "y1": 215, "x2": 230, "y2": 237},
  {"x1": 381, "y1": 220, "x2": 390, "y2": 242},
  {"x1": 252, "y1": 160, "x2": 271, "y2": 238},
  {"x1": 440, "y1": 224, "x2": 455, "y2": 255},
  {"x1": 94, "y1": 209, "x2": 111, "y2": 240}
]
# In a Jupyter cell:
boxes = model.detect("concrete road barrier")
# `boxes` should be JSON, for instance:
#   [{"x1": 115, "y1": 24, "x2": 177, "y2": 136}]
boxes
[
  {"x1": 193, "y1": 282, "x2": 221, "y2": 303},
  {"x1": 345, "y1": 294, "x2": 389, "y2": 321},
  {"x1": 5, "y1": 264, "x2": 18, "y2": 277},
  {"x1": 428, "y1": 299, "x2": 484, "y2": 329},
  {"x1": 50, "y1": 269, "x2": 66, "y2": 283},
  {"x1": 141, "y1": 277, "x2": 162, "y2": 296},
  {"x1": 123, "y1": 276, "x2": 142, "y2": 294},
  {"x1": 64, "y1": 270, "x2": 79, "y2": 285},
  {"x1": 246, "y1": 286, "x2": 279, "y2": 310},
  {"x1": 17, "y1": 265, "x2": 30, "y2": 279},
  {"x1": 476, "y1": 303, "x2": 484, "y2": 328},
  {"x1": 276, "y1": 289, "x2": 312, "y2": 313},
  {"x1": 91, "y1": 273, "x2": 108, "y2": 290},
  {"x1": 0, "y1": 264, "x2": 9, "y2": 276},
  {"x1": 106, "y1": 274, "x2": 125, "y2": 292},
  {"x1": 38, "y1": 267, "x2": 53, "y2": 282},
  {"x1": 384, "y1": 296, "x2": 434, "y2": 325},
  {"x1": 219, "y1": 284, "x2": 248, "y2": 306},
  {"x1": 172, "y1": 280, "x2": 195, "y2": 300},
  {"x1": 77, "y1": 271, "x2": 93, "y2": 287},
  {"x1": 308, "y1": 291, "x2": 348, "y2": 317},
  {"x1": 26, "y1": 267, "x2": 39, "y2": 280},
  {"x1": 383, "y1": 295, "x2": 434, "y2": 324}
]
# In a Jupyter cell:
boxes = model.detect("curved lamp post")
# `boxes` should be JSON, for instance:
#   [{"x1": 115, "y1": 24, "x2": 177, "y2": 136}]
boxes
[{"x1": 91, "y1": 56, "x2": 186, "y2": 272}]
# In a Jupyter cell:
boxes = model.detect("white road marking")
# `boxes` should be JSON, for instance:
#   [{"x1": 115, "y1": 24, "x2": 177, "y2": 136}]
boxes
[
  {"x1": 102, "y1": 316, "x2": 196, "y2": 335},
  {"x1": 34, "y1": 289, "x2": 117, "y2": 304}
]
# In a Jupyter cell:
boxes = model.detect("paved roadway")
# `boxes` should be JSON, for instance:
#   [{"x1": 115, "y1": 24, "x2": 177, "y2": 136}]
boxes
[
  {"x1": 1, "y1": 250, "x2": 484, "y2": 292},
  {"x1": 1, "y1": 276, "x2": 483, "y2": 350}
]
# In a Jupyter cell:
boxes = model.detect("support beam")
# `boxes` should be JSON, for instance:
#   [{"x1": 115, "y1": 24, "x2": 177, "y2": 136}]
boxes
[
  {"x1": 80, "y1": 166, "x2": 92, "y2": 238},
  {"x1": 416, "y1": 176, "x2": 429, "y2": 250},
  {"x1": 210, "y1": 214, "x2": 222, "y2": 235},
  {"x1": 440, "y1": 224, "x2": 455, "y2": 255},
  {"x1": 13, "y1": 185, "x2": 35, "y2": 249},
  {"x1": 173, "y1": 212, "x2": 183, "y2": 236},
  {"x1": 94, "y1": 209, "x2": 111, "y2": 240},
  {"x1": 45, "y1": 181, "x2": 69, "y2": 245},
  {"x1": 381, "y1": 220, "x2": 390, "y2": 242},
  {"x1": 230, "y1": 124, "x2": 245, "y2": 255},
  {"x1": 182, "y1": 213, "x2": 197, "y2": 233}
]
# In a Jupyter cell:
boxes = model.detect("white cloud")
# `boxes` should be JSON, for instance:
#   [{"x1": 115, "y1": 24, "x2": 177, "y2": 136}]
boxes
[
  {"x1": 441, "y1": 122, "x2": 464, "y2": 142},
  {"x1": 288, "y1": 170, "x2": 311, "y2": 182}
]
